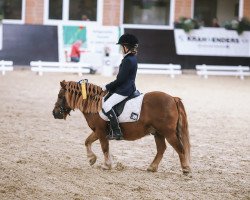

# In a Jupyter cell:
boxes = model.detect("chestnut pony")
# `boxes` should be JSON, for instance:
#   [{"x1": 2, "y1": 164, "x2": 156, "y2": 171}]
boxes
[{"x1": 52, "y1": 80, "x2": 191, "y2": 174}]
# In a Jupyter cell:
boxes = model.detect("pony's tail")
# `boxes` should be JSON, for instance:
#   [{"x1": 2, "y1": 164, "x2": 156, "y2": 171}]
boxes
[{"x1": 174, "y1": 97, "x2": 191, "y2": 162}]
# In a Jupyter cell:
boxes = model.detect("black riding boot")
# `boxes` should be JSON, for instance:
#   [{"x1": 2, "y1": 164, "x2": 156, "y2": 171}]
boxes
[{"x1": 104, "y1": 109, "x2": 123, "y2": 140}]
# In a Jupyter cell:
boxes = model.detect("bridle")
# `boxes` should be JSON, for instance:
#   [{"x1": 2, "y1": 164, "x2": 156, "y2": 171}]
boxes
[{"x1": 58, "y1": 95, "x2": 71, "y2": 116}]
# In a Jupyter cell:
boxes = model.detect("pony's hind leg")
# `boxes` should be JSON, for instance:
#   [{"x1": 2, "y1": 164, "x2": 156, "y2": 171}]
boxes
[
  {"x1": 85, "y1": 132, "x2": 98, "y2": 166},
  {"x1": 165, "y1": 133, "x2": 191, "y2": 175},
  {"x1": 147, "y1": 133, "x2": 166, "y2": 172}
]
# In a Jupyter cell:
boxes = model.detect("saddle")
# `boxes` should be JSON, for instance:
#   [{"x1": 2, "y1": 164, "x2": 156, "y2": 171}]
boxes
[{"x1": 104, "y1": 90, "x2": 141, "y2": 117}]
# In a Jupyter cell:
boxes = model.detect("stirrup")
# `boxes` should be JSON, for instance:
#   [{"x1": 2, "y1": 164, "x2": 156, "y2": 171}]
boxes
[
  {"x1": 107, "y1": 128, "x2": 123, "y2": 140},
  {"x1": 107, "y1": 134, "x2": 124, "y2": 140}
]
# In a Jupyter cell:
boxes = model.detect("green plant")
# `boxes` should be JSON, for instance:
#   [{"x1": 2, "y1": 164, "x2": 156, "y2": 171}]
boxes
[
  {"x1": 174, "y1": 17, "x2": 200, "y2": 33},
  {"x1": 0, "y1": 5, "x2": 3, "y2": 21},
  {"x1": 0, "y1": 12, "x2": 3, "y2": 23},
  {"x1": 224, "y1": 17, "x2": 250, "y2": 35}
]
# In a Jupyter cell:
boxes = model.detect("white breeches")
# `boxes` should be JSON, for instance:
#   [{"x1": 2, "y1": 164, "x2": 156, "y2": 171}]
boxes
[{"x1": 102, "y1": 93, "x2": 127, "y2": 113}]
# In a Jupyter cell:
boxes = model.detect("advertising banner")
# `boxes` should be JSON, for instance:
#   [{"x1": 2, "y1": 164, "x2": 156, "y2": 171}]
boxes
[
  {"x1": 174, "y1": 28, "x2": 250, "y2": 57},
  {"x1": 63, "y1": 25, "x2": 87, "y2": 48},
  {"x1": 60, "y1": 25, "x2": 122, "y2": 65},
  {"x1": 86, "y1": 26, "x2": 121, "y2": 55}
]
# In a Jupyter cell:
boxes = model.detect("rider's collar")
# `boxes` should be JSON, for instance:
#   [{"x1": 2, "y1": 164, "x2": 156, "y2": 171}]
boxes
[{"x1": 123, "y1": 51, "x2": 131, "y2": 58}]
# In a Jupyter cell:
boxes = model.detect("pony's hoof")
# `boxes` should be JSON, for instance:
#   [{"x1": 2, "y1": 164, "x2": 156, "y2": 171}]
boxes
[
  {"x1": 182, "y1": 167, "x2": 191, "y2": 175},
  {"x1": 147, "y1": 165, "x2": 158, "y2": 172},
  {"x1": 101, "y1": 163, "x2": 112, "y2": 170},
  {"x1": 88, "y1": 155, "x2": 97, "y2": 166}
]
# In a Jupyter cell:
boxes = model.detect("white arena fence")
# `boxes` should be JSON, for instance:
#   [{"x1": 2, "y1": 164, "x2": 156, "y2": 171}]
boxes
[
  {"x1": 30, "y1": 61, "x2": 94, "y2": 76},
  {"x1": 137, "y1": 64, "x2": 182, "y2": 78},
  {"x1": 0, "y1": 60, "x2": 13, "y2": 75},
  {"x1": 196, "y1": 65, "x2": 250, "y2": 80}
]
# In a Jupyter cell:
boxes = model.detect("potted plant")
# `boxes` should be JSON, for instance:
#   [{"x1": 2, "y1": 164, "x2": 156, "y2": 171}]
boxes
[
  {"x1": 224, "y1": 17, "x2": 250, "y2": 35},
  {"x1": 0, "y1": 10, "x2": 3, "y2": 24},
  {"x1": 174, "y1": 17, "x2": 200, "y2": 33}
]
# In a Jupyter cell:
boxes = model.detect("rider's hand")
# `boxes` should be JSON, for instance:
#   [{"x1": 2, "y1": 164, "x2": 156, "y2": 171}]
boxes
[{"x1": 101, "y1": 85, "x2": 107, "y2": 91}]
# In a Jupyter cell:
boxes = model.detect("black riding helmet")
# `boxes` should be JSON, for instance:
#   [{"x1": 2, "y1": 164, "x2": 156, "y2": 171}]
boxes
[{"x1": 116, "y1": 33, "x2": 139, "y2": 48}]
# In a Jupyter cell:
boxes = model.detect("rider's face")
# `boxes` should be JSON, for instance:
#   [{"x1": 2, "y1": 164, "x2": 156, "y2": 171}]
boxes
[{"x1": 120, "y1": 45, "x2": 128, "y2": 55}]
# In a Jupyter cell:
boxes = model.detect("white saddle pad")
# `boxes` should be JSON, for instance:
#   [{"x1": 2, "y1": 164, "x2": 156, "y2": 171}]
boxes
[{"x1": 99, "y1": 94, "x2": 145, "y2": 123}]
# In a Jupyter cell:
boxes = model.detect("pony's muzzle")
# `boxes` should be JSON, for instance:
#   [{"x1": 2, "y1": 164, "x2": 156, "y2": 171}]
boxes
[{"x1": 52, "y1": 110, "x2": 63, "y2": 119}]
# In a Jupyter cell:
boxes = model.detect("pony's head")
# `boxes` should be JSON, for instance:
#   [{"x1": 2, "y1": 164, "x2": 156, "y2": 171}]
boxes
[
  {"x1": 53, "y1": 80, "x2": 106, "y2": 118},
  {"x1": 52, "y1": 80, "x2": 72, "y2": 119}
]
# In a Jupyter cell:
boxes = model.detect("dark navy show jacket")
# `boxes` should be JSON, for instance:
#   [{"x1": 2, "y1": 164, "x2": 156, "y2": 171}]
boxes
[{"x1": 106, "y1": 53, "x2": 137, "y2": 96}]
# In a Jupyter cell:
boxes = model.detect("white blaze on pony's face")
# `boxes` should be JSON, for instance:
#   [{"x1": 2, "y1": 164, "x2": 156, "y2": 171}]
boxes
[{"x1": 52, "y1": 80, "x2": 71, "y2": 120}]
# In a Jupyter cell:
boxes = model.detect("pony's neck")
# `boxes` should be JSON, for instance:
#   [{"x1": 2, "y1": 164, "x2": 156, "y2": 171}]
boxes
[{"x1": 65, "y1": 81, "x2": 105, "y2": 113}]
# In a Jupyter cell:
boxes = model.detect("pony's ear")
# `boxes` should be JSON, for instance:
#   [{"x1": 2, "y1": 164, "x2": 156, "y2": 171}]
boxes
[{"x1": 60, "y1": 80, "x2": 66, "y2": 89}]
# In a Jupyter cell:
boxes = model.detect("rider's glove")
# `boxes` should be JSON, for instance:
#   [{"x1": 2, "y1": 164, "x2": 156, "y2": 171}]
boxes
[{"x1": 101, "y1": 85, "x2": 107, "y2": 91}]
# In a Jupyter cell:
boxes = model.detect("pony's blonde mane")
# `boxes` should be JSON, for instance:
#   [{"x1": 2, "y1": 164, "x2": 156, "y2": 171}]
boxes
[{"x1": 65, "y1": 81, "x2": 106, "y2": 113}]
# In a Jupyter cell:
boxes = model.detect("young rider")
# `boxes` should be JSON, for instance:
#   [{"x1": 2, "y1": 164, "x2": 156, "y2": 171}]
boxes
[{"x1": 102, "y1": 33, "x2": 139, "y2": 140}]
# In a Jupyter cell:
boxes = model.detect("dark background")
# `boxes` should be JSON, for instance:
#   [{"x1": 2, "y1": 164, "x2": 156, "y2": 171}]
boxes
[{"x1": 0, "y1": 24, "x2": 58, "y2": 65}]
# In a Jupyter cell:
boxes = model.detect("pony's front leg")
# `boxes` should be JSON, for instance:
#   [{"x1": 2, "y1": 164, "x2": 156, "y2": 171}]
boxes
[
  {"x1": 85, "y1": 132, "x2": 98, "y2": 166},
  {"x1": 97, "y1": 130, "x2": 112, "y2": 170}
]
